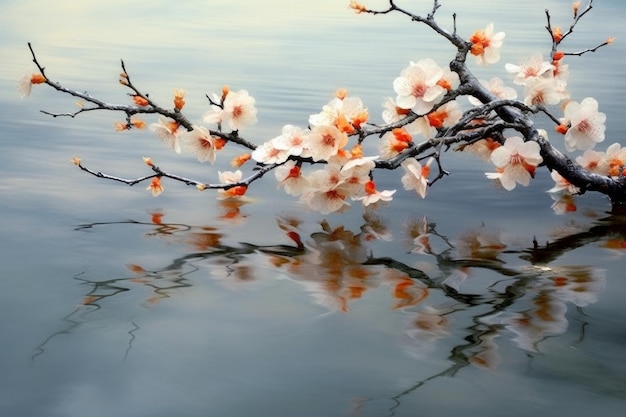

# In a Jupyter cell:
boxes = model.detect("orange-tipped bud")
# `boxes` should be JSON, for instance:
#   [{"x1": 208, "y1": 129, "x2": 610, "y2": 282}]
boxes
[
  {"x1": 114, "y1": 122, "x2": 129, "y2": 131},
  {"x1": 555, "y1": 124, "x2": 569, "y2": 134},
  {"x1": 553, "y1": 51, "x2": 565, "y2": 61},
  {"x1": 607, "y1": 36, "x2": 616, "y2": 45},
  {"x1": 173, "y1": 89, "x2": 185, "y2": 110},
  {"x1": 552, "y1": 27, "x2": 563, "y2": 43},
  {"x1": 221, "y1": 85, "x2": 230, "y2": 102},
  {"x1": 30, "y1": 74, "x2": 46, "y2": 84},
  {"x1": 231, "y1": 153, "x2": 251, "y2": 167},
  {"x1": 143, "y1": 156, "x2": 154, "y2": 167},
  {"x1": 71, "y1": 156, "x2": 81, "y2": 166},
  {"x1": 349, "y1": 1, "x2": 367, "y2": 14},
  {"x1": 335, "y1": 88, "x2": 349, "y2": 99},
  {"x1": 572, "y1": 1, "x2": 580, "y2": 17},
  {"x1": 132, "y1": 95, "x2": 150, "y2": 106},
  {"x1": 131, "y1": 118, "x2": 146, "y2": 129}
]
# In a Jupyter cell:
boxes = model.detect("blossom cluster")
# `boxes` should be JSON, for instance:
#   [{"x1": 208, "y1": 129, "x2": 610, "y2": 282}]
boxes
[{"x1": 19, "y1": 2, "x2": 619, "y2": 215}]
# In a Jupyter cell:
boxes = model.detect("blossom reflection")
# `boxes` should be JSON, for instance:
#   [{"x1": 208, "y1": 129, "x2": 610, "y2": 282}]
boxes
[{"x1": 33, "y1": 206, "x2": 622, "y2": 404}]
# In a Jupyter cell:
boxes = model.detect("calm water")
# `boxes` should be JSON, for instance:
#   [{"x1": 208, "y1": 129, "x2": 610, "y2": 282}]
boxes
[{"x1": 2, "y1": 1, "x2": 626, "y2": 416}]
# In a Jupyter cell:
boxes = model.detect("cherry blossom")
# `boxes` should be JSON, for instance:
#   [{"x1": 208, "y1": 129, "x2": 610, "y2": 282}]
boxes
[
  {"x1": 17, "y1": 73, "x2": 46, "y2": 98},
  {"x1": 353, "y1": 181, "x2": 396, "y2": 206},
  {"x1": 275, "y1": 160, "x2": 309, "y2": 196},
  {"x1": 217, "y1": 170, "x2": 247, "y2": 199},
  {"x1": 146, "y1": 177, "x2": 164, "y2": 197},
  {"x1": 603, "y1": 142, "x2": 626, "y2": 177},
  {"x1": 523, "y1": 77, "x2": 569, "y2": 107},
  {"x1": 271, "y1": 124, "x2": 310, "y2": 158},
  {"x1": 183, "y1": 125, "x2": 217, "y2": 164},
  {"x1": 561, "y1": 97, "x2": 606, "y2": 151},
  {"x1": 302, "y1": 165, "x2": 352, "y2": 214},
  {"x1": 149, "y1": 117, "x2": 181, "y2": 154},
  {"x1": 250, "y1": 139, "x2": 290, "y2": 164},
  {"x1": 575, "y1": 149, "x2": 609, "y2": 175},
  {"x1": 485, "y1": 136, "x2": 542, "y2": 190},
  {"x1": 469, "y1": 23, "x2": 505, "y2": 66},
  {"x1": 505, "y1": 53, "x2": 554, "y2": 85},
  {"x1": 309, "y1": 96, "x2": 368, "y2": 133},
  {"x1": 205, "y1": 89, "x2": 257, "y2": 131},
  {"x1": 340, "y1": 155, "x2": 378, "y2": 195},
  {"x1": 468, "y1": 77, "x2": 517, "y2": 106},
  {"x1": 412, "y1": 101, "x2": 462, "y2": 139},
  {"x1": 393, "y1": 58, "x2": 446, "y2": 114},
  {"x1": 378, "y1": 128, "x2": 413, "y2": 159},
  {"x1": 382, "y1": 97, "x2": 415, "y2": 132},
  {"x1": 306, "y1": 125, "x2": 349, "y2": 161},
  {"x1": 547, "y1": 170, "x2": 580, "y2": 195},
  {"x1": 401, "y1": 157, "x2": 433, "y2": 198}
]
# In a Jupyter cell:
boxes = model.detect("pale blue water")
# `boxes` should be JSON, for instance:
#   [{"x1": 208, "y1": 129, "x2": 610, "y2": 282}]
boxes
[{"x1": 1, "y1": 1, "x2": 626, "y2": 416}]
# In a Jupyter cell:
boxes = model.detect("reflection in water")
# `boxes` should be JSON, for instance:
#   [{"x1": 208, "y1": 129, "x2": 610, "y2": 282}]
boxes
[{"x1": 32, "y1": 207, "x2": 624, "y2": 411}]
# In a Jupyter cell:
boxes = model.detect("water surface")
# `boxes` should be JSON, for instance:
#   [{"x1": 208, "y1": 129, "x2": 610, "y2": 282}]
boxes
[{"x1": 1, "y1": 1, "x2": 625, "y2": 416}]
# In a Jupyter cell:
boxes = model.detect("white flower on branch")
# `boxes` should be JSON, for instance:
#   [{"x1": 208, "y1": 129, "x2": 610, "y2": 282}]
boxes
[
  {"x1": 575, "y1": 149, "x2": 609, "y2": 175},
  {"x1": 183, "y1": 125, "x2": 217, "y2": 164},
  {"x1": 204, "y1": 89, "x2": 257, "y2": 132},
  {"x1": 251, "y1": 139, "x2": 290, "y2": 165},
  {"x1": 275, "y1": 160, "x2": 309, "y2": 196},
  {"x1": 413, "y1": 100, "x2": 463, "y2": 139},
  {"x1": 603, "y1": 143, "x2": 626, "y2": 177},
  {"x1": 485, "y1": 136, "x2": 542, "y2": 191},
  {"x1": 393, "y1": 58, "x2": 446, "y2": 114},
  {"x1": 353, "y1": 181, "x2": 396, "y2": 206},
  {"x1": 149, "y1": 117, "x2": 181, "y2": 154},
  {"x1": 468, "y1": 77, "x2": 517, "y2": 106},
  {"x1": 401, "y1": 157, "x2": 433, "y2": 198},
  {"x1": 302, "y1": 165, "x2": 352, "y2": 214},
  {"x1": 17, "y1": 72, "x2": 46, "y2": 98},
  {"x1": 469, "y1": 23, "x2": 505, "y2": 66},
  {"x1": 382, "y1": 97, "x2": 411, "y2": 125},
  {"x1": 561, "y1": 97, "x2": 606, "y2": 152},
  {"x1": 271, "y1": 124, "x2": 310, "y2": 158},
  {"x1": 306, "y1": 124, "x2": 349, "y2": 162},
  {"x1": 217, "y1": 170, "x2": 247, "y2": 199},
  {"x1": 379, "y1": 128, "x2": 413, "y2": 159},
  {"x1": 505, "y1": 53, "x2": 554, "y2": 86},
  {"x1": 308, "y1": 95, "x2": 368, "y2": 134},
  {"x1": 547, "y1": 170, "x2": 580, "y2": 195},
  {"x1": 340, "y1": 155, "x2": 378, "y2": 196},
  {"x1": 523, "y1": 76, "x2": 569, "y2": 107}
]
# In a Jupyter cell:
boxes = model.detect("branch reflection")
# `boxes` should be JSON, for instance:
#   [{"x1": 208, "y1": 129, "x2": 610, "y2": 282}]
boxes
[{"x1": 32, "y1": 205, "x2": 625, "y2": 413}]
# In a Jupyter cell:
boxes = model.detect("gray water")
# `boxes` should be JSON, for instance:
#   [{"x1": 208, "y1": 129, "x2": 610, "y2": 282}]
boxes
[{"x1": 2, "y1": 1, "x2": 626, "y2": 416}]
